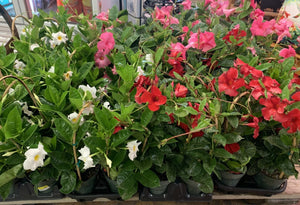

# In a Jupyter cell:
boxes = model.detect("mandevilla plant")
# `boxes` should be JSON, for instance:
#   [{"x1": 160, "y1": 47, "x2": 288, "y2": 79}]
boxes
[{"x1": 0, "y1": 0, "x2": 299, "y2": 201}]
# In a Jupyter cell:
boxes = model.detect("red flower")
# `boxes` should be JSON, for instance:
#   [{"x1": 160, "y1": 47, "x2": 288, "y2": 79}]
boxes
[
  {"x1": 175, "y1": 83, "x2": 188, "y2": 98},
  {"x1": 244, "y1": 116, "x2": 260, "y2": 139},
  {"x1": 225, "y1": 143, "x2": 240, "y2": 154},
  {"x1": 259, "y1": 96, "x2": 289, "y2": 122},
  {"x1": 169, "y1": 64, "x2": 185, "y2": 78},
  {"x1": 223, "y1": 24, "x2": 247, "y2": 46},
  {"x1": 234, "y1": 58, "x2": 263, "y2": 79},
  {"x1": 218, "y1": 68, "x2": 245, "y2": 97},
  {"x1": 263, "y1": 76, "x2": 281, "y2": 94},
  {"x1": 140, "y1": 86, "x2": 167, "y2": 111},
  {"x1": 281, "y1": 109, "x2": 300, "y2": 133},
  {"x1": 291, "y1": 92, "x2": 300, "y2": 101},
  {"x1": 249, "y1": 77, "x2": 281, "y2": 100},
  {"x1": 289, "y1": 73, "x2": 300, "y2": 88}
]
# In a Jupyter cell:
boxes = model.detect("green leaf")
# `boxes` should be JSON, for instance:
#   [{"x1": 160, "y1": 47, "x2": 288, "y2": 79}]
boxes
[
  {"x1": 53, "y1": 118, "x2": 73, "y2": 143},
  {"x1": 281, "y1": 85, "x2": 290, "y2": 100},
  {"x1": 59, "y1": 172, "x2": 77, "y2": 194},
  {"x1": 213, "y1": 134, "x2": 227, "y2": 146},
  {"x1": 135, "y1": 169, "x2": 160, "y2": 188},
  {"x1": 193, "y1": 169, "x2": 214, "y2": 193},
  {"x1": 203, "y1": 158, "x2": 216, "y2": 175},
  {"x1": 117, "y1": 171, "x2": 137, "y2": 190},
  {"x1": 166, "y1": 162, "x2": 176, "y2": 182},
  {"x1": 111, "y1": 129, "x2": 131, "y2": 148},
  {"x1": 49, "y1": 151, "x2": 74, "y2": 171},
  {"x1": 118, "y1": 183, "x2": 138, "y2": 200},
  {"x1": 185, "y1": 106, "x2": 199, "y2": 115},
  {"x1": 214, "y1": 148, "x2": 233, "y2": 159},
  {"x1": 134, "y1": 158, "x2": 152, "y2": 172},
  {"x1": 77, "y1": 62, "x2": 94, "y2": 81},
  {"x1": 0, "y1": 181, "x2": 13, "y2": 200},
  {"x1": 4, "y1": 107, "x2": 22, "y2": 139},
  {"x1": 3, "y1": 53, "x2": 16, "y2": 67},
  {"x1": 69, "y1": 87, "x2": 82, "y2": 110},
  {"x1": 111, "y1": 149, "x2": 126, "y2": 168},
  {"x1": 224, "y1": 133, "x2": 243, "y2": 144},
  {"x1": 174, "y1": 107, "x2": 189, "y2": 118},
  {"x1": 155, "y1": 47, "x2": 164, "y2": 63},
  {"x1": 108, "y1": 6, "x2": 119, "y2": 21},
  {"x1": 256, "y1": 63, "x2": 272, "y2": 71},
  {"x1": 227, "y1": 116, "x2": 239, "y2": 128},
  {"x1": 282, "y1": 57, "x2": 294, "y2": 73},
  {"x1": 32, "y1": 15, "x2": 44, "y2": 27},
  {"x1": 13, "y1": 41, "x2": 29, "y2": 55},
  {"x1": 94, "y1": 107, "x2": 119, "y2": 134},
  {"x1": 54, "y1": 56, "x2": 68, "y2": 76},
  {"x1": 117, "y1": 65, "x2": 136, "y2": 95},
  {"x1": 21, "y1": 124, "x2": 38, "y2": 146},
  {"x1": 0, "y1": 164, "x2": 23, "y2": 187},
  {"x1": 140, "y1": 107, "x2": 153, "y2": 126}
]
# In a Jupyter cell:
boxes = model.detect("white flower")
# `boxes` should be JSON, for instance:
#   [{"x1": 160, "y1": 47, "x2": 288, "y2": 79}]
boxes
[
  {"x1": 82, "y1": 101, "x2": 95, "y2": 115},
  {"x1": 68, "y1": 112, "x2": 84, "y2": 125},
  {"x1": 78, "y1": 146, "x2": 95, "y2": 170},
  {"x1": 52, "y1": 31, "x2": 68, "y2": 46},
  {"x1": 126, "y1": 140, "x2": 141, "y2": 161},
  {"x1": 64, "y1": 71, "x2": 73, "y2": 80},
  {"x1": 14, "y1": 60, "x2": 25, "y2": 71},
  {"x1": 30, "y1": 43, "x2": 39, "y2": 51},
  {"x1": 23, "y1": 142, "x2": 47, "y2": 171},
  {"x1": 79, "y1": 84, "x2": 97, "y2": 99},
  {"x1": 22, "y1": 102, "x2": 33, "y2": 116},
  {"x1": 49, "y1": 40, "x2": 56, "y2": 48},
  {"x1": 103, "y1": 101, "x2": 111, "y2": 110},
  {"x1": 48, "y1": 66, "x2": 55, "y2": 73},
  {"x1": 8, "y1": 88, "x2": 14, "y2": 95},
  {"x1": 135, "y1": 66, "x2": 144, "y2": 82},
  {"x1": 145, "y1": 54, "x2": 154, "y2": 64}
]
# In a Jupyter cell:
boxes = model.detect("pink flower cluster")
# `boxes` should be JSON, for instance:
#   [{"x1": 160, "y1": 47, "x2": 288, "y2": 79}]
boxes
[
  {"x1": 152, "y1": 6, "x2": 179, "y2": 28},
  {"x1": 94, "y1": 32, "x2": 115, "y2": 69}
]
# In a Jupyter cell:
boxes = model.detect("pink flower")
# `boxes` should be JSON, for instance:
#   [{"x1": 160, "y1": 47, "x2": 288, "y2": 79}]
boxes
[
  {"x1": 97, "y1": 32, "x2": 115, "y2": 54},
  {"x1": 152, "y1": 6, "x2": 179, "y2": 28},
  {"x1": 180, "y1": 26, "x2": 189, "y2": 41},
  {"x1": 274, "y1": 18, "x2": 293, "y2": 43},
  {"x1": 192, "y1": 20, "x2": 200, "y2": 27},
  {"x1": 250, "y1": 16, "x2": 272, "y2": 37},
  {"x1": 96, "y1": 11, "x2": 109, "y2": 21},
  {"x1": 94, "y1": 51, "x2": 111, "y2": 69},
  {"x1": 182, "y1": 0, "x2": 192, "y2": 10},
  {"x1": 279, "y1": 45, "x2": 296, "y2": 58},
  {"x1": 168, "y1": 42, "x2": 187, "y2": 66},
  {"x1": 250, "y1": 8, "x2": 264, "y2": 19},
  {"x1": 247, "y1": 47, "x2": 257, "y2": 56},
  {"x1": 187, "y1": 31, "x2": 216, "y2": 52}
]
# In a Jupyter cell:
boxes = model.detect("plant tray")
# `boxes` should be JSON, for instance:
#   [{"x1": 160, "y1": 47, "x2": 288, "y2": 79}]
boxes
[
  {"x1": 139, "y1": 182, "x2": 212, "y2": 201},
  {"x1": 67, "y1": 174, "x2": 120, "y2": 202},
  {"x1": 0, "y1": 179, "x2": 64, "y2": 201},
  {"x1": 214, "y1": 175, "x2": 287, "y2": 196}
]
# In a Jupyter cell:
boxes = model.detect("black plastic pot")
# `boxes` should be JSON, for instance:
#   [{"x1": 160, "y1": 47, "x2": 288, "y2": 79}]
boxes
[
  {"x1": 140, "y1": 181, "x2": 212, "y2": 201},
  {"x1": 214, "y1": 174, "x2": 287, "y2": 196},
  {"x1": 68, "y1": 171, "x2": 120, "y2": 202},
  {"x1": 220, "y1": 171, "x2": 246, "y2": 187},
  {"x1": 253, "y1": 172, "x2": 287, "y2": 190},
  {"x1": 0, "y1": 178, "x2": 64, "y2": 201}
]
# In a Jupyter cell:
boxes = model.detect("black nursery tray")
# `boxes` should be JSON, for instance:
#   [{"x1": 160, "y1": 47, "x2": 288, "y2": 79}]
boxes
[
  {"x1": 67, "y1": 173, "x2": 120, "y2": 202},
  {"x1": 139, "y1": 182, "x2": 212, "y2": 201},
  {"x1": 214, "y1": 175, "x2": 287, "y2": 197},
  {"x1": 1, "y1": 179, "x2": 64, "y2": 201}
]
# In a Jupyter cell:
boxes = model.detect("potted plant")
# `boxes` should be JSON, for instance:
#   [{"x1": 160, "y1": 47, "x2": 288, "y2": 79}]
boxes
[{"x1": 0, "y1": 0, "x2": 299, "y2": 201}]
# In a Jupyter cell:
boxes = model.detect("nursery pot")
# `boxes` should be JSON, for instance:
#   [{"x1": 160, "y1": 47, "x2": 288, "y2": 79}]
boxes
[
  {"x1": 37, "y1": 179, "x2": 56, "y2": 194},
  {"x1": 76, "y1": 171, "x2": 98, "y2": 195},
  {"x1": 183, "y1": 179, "x2": 201, "y2": 195},
  {"x1": 220, "y1": 171, "x2": 246, "y2": 187},
  {"x1": 104, "y1": 174, "x2": 118, "y2": 194},
  {"x1": 149, "y1": 180, "x2": 170, "y2": 195},
  {"x1": 253, "y1": 172, "x2": 287, "y2": 190}
]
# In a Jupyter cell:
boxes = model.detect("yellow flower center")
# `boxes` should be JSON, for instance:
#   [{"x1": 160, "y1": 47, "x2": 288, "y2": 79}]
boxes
[
  {"x1": 72, "y1": 118, "x2": 77, "y2": 123},
  {"x1": 34, "y1": 154, "x2": 40, "y2": 161},
  {"x1": 58, "y1": 36, "x2": 62, "y2": 41},
  {"x1": 132, "y1": 145, "x2": 136, "y2": 152}
]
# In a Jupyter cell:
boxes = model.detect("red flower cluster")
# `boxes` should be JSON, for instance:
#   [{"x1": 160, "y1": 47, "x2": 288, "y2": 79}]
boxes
[
  {"x1": 225, "y1": 143, "x2": 240, "y2": 154},
  {"x1": 218, "y1": 67, "x2": 245, "y2": 97},
  {"x1": 223, "y1": 24, "x2": 247, "y2": 46},
  {"x1": 135, "y1": 86, "x2": 167, "y2": 111}
]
